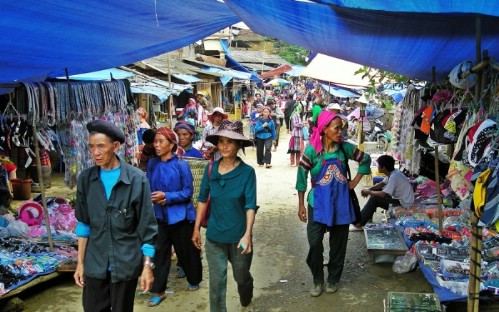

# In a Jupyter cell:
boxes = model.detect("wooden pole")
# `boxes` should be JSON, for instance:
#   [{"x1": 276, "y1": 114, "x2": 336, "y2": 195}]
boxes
[
  {"x1": 167, "y1": 56, "x2": 175, "y2": 128},
  {"x1": 431, "y1": 66, "x2": 444, "y2": 233},
  {"x1": 32, "y1": 123, "x2": 54, "y2": 252},
  {"x1": 468, "y1": 14, "x2": 482, "y2": 312}
]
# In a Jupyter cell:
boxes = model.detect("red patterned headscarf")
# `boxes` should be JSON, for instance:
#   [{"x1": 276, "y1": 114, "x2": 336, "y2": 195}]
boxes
[{"x1": 156, "y1": 127, "x2": 178, "y2": 146}]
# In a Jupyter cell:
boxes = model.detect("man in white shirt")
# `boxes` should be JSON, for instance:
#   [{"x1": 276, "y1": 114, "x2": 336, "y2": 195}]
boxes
[{"x1": 352, "y1": 155, "x2": 414, "y2": 229}]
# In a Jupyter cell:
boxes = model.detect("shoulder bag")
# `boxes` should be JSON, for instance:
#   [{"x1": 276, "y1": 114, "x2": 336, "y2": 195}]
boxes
[
  {"x1": 339, "y1": 144, "x2": 362, "y2": 225},
  {"x1": 200, "y1": 161, "x2": 213, "y2": 228}
]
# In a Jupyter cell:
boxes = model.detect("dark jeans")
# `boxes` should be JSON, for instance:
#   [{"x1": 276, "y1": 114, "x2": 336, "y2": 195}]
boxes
[
  {"x1": 274, "y1": 124, "x2": 281, "y2": 147},
  {"x1": 83, "y1": 273, "x2": 137, "y2": 312},
  {"x1": 256, "y1": 137, "x2": 273, "y2": 165},
  {"x1": 306, "y1": 205, "x2": 349, "y2": 285},
  {"x1": 151, "y1": 221, "x2": 202, "y2": 293},
  {"x1": 359, "y1": 195, "x2": 400, "y2": 226},
  {"x1": 284, "y1": 116, "x2": 291, "y2": 131},
  {"x1": 205, "y1": 239, "x2": 253, "y2": 312}
]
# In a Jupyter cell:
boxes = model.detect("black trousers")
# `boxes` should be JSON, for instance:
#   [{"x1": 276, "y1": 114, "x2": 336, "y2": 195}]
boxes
[
  {"x1": 359, "y1": 195, "x2": 400, "y2": 226},
  {"x1": 83, "y1": 273, "x2": 137, "y2": 312},
  {"x1": 306, "y1": 205, "x2": 349, "y2": 285},
  {"x1": 284, "y1": 116, "x2": 291, "y2": 131},
  {"x1": 255, "y1": 137, "x2": 273, "y2": 165},
  {"x1": 151, "y1": 220, "x2": 202, "y2": 293},
  {"x1": 274, "y1": 124, "x2": 281, "y2": 147}
]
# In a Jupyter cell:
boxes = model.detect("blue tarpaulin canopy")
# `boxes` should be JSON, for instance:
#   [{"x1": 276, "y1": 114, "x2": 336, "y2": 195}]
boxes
[
  {"x1": 224, "y1": 0, "x2": 499, "y2": 81},
  {"x1": 56, "y1": 68, "x2": 135, "y2": 81},
  {"x1": 131, "y1": 80, "x2": 192, "y2": 102},
  {"x1": 286, "y1": 65, "x2": 306, "y2": 77},
  {"x1": 320, "y1": 83, "x2": 360, "y2": 98},
  {"x1": 221, "y1": 39, "x2": 262, "y2": 83},
  {"x1": 171, "y1": 74, "x2": 202, "y2": 84},
  {"x1": 0, "y1": 0, "x2": 239, "y2": 84}
]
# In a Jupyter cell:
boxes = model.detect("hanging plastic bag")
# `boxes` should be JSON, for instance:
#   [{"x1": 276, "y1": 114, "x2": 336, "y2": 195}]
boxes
[{"x1": 392, "y1": 252, "x2": 418, "y2": 273}]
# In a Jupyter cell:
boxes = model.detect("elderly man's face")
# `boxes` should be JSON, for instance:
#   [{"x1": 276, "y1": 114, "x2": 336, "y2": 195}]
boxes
[{"x1": 88, "y1": 133, "x2": 120, "y2": 170}]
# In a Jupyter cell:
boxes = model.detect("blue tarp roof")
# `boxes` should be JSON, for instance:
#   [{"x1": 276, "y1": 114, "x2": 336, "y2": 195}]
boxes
[
  {"x1": 320, "y1": 83, "x2": 360, "y2": 98},
  {"x1": 0, "y1": 1, "x2": 498, "y2": 84},
  {"x1": 224, "y1": 0, "x2": 499, "y2": 81},
  {"x1": 131, "y1": 80, "x2": 192, "y2": 102},
  {"x1": 221, "y1": 39, "x2": 262, "y2": 83},
  {"x1": 286, "y1": 65, "x2": 306, "y2": 77},
  {"x1": 0, "y1": 0, "x2": 239, "y2": 83},
  {"x1": 56, "y1": 68, "x2": 135, "y2": 81},
  {"x1": 172, "y1": 73, "x2": 202, "y2": 83}
]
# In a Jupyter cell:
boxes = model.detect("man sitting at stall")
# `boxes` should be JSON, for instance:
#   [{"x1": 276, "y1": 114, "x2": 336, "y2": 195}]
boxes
[{"x1": 351, "y1": 155, "x2": 414, "y2": 230}]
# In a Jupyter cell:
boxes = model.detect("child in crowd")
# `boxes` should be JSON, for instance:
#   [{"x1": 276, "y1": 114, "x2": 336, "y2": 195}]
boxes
[{"x1": 138, "y1": 129, "x2": 156, "y2": 172}]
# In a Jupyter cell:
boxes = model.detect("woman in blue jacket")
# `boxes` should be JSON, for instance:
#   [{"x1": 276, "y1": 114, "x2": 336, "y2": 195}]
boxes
[
  {"x1": 254, "y1": 107, "x2": 276, "y2": 168},
  {"x1": 146, "y1": 127, "x2": 202, "y2": 306}
]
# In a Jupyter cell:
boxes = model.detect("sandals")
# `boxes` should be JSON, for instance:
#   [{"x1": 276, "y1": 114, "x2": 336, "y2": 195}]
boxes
[
  {"x1": 175, "y1": 267, "x2": 186, "y2": 278},
  {"x1": 147, "y1": 293, "x2": 167, "y2": 307},
  {"x1": 187, "y1": 284, "x2": 200, "y2": 291}
]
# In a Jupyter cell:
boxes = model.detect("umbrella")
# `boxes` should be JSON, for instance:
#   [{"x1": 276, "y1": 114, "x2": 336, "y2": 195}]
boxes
[{"x1": 266, "y1": 78, "x2": 290, "y2": 87}]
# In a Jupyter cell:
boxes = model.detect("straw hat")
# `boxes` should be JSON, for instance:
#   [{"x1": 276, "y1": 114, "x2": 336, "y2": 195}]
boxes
[{"x1": 206, "y1": 120, "x2": 254, "y2": 147}]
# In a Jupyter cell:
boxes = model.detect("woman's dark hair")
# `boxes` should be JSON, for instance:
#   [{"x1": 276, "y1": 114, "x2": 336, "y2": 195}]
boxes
[
  {"x1": 142, "y1": 129, "x2": 156, "y2": 145},
  {"x1": 376, "y1": 155, "x2": 395, "y2": 171}
]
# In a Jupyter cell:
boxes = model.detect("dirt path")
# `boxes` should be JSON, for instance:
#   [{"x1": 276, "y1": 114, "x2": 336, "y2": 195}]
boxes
[{"x1": 2, "y1": 128, "x2": 434, "y2": 312}]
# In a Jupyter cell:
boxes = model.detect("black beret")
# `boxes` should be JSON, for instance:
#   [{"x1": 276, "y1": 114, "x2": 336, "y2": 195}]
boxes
[{"x1": 86, "y1": 120, "x2": 125, "y2": 144}]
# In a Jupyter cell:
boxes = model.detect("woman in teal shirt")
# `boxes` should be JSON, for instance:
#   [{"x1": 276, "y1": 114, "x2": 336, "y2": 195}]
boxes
[
  {"x1": 192, "y1": 120, "x2": 257, "y2": 312},
  {"x1": 296, "y1": 110, "x2": 371, "y2": 297}
]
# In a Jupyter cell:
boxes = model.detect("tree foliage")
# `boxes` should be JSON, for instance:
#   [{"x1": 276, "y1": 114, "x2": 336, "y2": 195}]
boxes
[
  {"x1": 355, "y1": 66, "x2": 414, "y2": 95},
  {"x1": 264, "y1": 38, "x2": 308, "y2": 65}
]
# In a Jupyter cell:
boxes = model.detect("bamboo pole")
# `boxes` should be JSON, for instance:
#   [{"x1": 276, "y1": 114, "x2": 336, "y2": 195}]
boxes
[
  {"x1": 468, "y1": 14, "x2": 482, "y2": 312},
  {"x1": 431, "y1": 66, "x2": 444, "y2": 233},
  {"x1": 32, "y1": 123, "x2": 53, "y2": 252},
  {"x1": 167, "y1": 55, "x2": 174, "y2": 128}
]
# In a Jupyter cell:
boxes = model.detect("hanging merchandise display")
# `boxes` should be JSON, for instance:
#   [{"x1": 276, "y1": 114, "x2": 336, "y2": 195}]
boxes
[
  {"x1": 449, "y1": 61, "x2": 476, "y2": 90},
  {"x1": 384, "y1": 57, "x2": 499, "y2": 307},
  {"x1": 16, "y1": 80, "x2": 140, "y2": 188}
]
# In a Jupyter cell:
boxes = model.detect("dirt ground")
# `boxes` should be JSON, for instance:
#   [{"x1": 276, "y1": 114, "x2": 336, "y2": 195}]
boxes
[{"x1": 1, "y1": 127, "x2": 457, "y2": 312}]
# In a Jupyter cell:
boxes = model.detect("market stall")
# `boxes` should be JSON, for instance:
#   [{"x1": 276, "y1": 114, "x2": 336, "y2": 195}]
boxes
[
  {"x1": 383, "y1": 54, "x2": 499, "y2": 310},
  {"x1": 0, "y1": 79, "x2": 141, "y2": 299}
]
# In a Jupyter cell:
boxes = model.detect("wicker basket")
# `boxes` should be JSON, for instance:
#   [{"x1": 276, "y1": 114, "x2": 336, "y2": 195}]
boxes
[{"x1": 183, "y1": 157, "x2": 209, "y2": 208}]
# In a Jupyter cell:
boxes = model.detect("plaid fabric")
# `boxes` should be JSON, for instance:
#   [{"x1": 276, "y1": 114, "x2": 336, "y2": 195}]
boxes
[{"x1": 40, "y1": 149, "x2": 51, "y2": 167}]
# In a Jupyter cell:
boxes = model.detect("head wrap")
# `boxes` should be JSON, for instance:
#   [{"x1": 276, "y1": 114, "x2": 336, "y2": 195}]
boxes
[
  {"x1": 156, "y1": 127, "x2": 178, "y2": 146},
  {"x1": 309, "y1": 111, "x2": 339, "y2": 153},
  {"x1": 174, "y1": 121, "x2": 196, "y2": 135},
  {"x1": 187, "y1": 98, "x2": 197, "y2": 106}
]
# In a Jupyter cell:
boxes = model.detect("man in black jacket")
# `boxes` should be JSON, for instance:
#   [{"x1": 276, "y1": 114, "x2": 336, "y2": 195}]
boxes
[
  {"x1": 74, "y1": 120, "x2": 158, "y2": 312},
  {"x1": 283, "y1": 93, "x2": 296, "y2": 133}
]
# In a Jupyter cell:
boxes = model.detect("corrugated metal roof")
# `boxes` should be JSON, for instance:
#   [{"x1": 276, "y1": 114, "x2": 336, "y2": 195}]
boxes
[
  {"x1": 141, "y1": 56, "x2": 224, "y2": 78},
  {"x1": 239, "y1": 63, "x2": 275, "y2": 71},
  {"x1": 230, "y1": 50, "x2": 288, "y2": 65}
]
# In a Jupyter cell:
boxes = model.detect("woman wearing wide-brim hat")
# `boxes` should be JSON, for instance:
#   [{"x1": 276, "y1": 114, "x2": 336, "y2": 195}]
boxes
[
  {"x1": 201, "y1": 107, "x2": 229, "y2": 160},
  {"x1": 192, "y1": 120, "x2": 257, "y2": 311}
]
